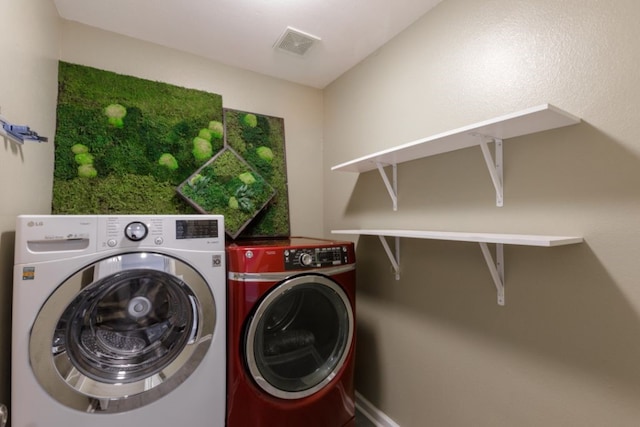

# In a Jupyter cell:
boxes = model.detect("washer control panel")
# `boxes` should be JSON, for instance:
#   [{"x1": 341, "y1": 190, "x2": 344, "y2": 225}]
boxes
[
  {"x1": 284, "y1": 246, "x2": 349, "y2": 270},
  {"x1": 98, "y1": 216, "x2": 223, "y2": 251},
  {"x1": 14, "y1": 215, "x2": 226, "y2": 264},
  {"x1": 16, "y1": 216, "x2": 221, "y2": 250}
]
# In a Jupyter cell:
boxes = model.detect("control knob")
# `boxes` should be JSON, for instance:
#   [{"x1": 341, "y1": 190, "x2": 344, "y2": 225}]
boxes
[
  {"x1": 125, "y1": 221, "x2": 148, "y2": 242},
  {"x1": 299, "y1": 252, "x2": 314, "y2": 266}
]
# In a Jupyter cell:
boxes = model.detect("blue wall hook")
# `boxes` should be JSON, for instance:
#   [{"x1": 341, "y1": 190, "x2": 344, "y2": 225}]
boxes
[{"x1": 0, "y1": 116, "x2": 48, "y2": 144}]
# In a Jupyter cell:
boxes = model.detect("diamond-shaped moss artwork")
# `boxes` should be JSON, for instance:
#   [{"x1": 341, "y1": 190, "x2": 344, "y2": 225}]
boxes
[{"x1": 177, "y1": 147, "x2": 275, "y2": 239}]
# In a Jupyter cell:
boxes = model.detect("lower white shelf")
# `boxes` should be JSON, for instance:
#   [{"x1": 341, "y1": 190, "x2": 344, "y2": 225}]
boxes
[{"x1": 332, "y1": 229, "x2": 584, "y2": 306}]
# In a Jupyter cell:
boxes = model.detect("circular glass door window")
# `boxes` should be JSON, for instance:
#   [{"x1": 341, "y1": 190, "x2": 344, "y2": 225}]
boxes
[
  {"x1": 30, "y1": 252, "x2": 216, "y2": 413},
  {"x1": 245, "y1": 274, "x2": 354, "y2": 399},
  {"x1": 61, "y1": 268, "x2": 194, "y2": 383}
]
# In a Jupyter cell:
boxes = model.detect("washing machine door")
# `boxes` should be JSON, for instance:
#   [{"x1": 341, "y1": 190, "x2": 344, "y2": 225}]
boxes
[
  {"x1": 29, "y1": 252, "x2": 216, "y2": 413},
  {"x1": 245, "y1": 273, "x2": 354, "y2": 399}
]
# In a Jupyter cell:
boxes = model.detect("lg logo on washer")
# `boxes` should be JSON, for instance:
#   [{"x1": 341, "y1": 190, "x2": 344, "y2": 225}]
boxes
[{"x1": 27, "y1": 221, "x2": 44, "y2": 227}]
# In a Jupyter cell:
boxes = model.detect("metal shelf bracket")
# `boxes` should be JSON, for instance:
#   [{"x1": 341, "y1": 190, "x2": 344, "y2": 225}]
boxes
[
  {"x1": 375, "y1": 162, "x2": 398, "y2": 211},
  {"x1": 478, "y1": 242, "x2": 505, "y2": 305},
  {"x1": 378, "y1": 235, "x2": 400, "y2": 280},
  {"x1": 375, "y1": 136, "x2": 503, "y2": 210},
  {"x1": 474, "y1": 134, "x2": 503, "y2": 207},
  {"x1": 375, "y1": 235, "x2": 506, "y2": 299}
]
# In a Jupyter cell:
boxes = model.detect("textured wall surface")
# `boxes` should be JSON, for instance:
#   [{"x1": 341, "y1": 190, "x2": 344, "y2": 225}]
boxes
[{"x1": 324, "y1": 0, "x2": 640, "y2": 425}]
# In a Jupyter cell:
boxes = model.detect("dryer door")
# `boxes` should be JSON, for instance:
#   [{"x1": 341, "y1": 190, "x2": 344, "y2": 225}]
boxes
[
  {"x1": 29, "y1": 252, "x2": 216, "y2": 413},
  {"x1": 244, "y1": 273, "x2": 354, "y2": 399}
]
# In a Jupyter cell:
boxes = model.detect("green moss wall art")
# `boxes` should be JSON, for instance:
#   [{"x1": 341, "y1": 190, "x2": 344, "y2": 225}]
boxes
[{"x1": 52, "y1": 62, "x2": 291, "y2": 239}]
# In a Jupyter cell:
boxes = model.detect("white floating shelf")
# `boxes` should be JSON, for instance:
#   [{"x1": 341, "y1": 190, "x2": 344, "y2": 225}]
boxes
[
  {"x1": 332, "y1": 229, "x2": 584, "y2": 306},
  {"x1": 331, "y1": 104, "x2": 580, "y2": 209},
  {"x1": 332, "y1": 229, "x2": 583, "y2": 247}
]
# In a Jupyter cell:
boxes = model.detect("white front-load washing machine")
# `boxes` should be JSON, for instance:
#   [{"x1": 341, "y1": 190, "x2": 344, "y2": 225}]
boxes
[{"x1": 12, "y1": 215, "x2": 226, "y2": 427}]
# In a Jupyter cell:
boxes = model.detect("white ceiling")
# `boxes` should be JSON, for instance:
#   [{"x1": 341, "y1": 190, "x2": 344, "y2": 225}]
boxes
[{"x1": 53, "y1": 0, "x2": 443, "y2": 89}]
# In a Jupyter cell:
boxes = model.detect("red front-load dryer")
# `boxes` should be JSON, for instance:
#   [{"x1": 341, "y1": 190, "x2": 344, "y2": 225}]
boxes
[{"x1": 226, "y1": 237, "x2": 356, "y2": 427}]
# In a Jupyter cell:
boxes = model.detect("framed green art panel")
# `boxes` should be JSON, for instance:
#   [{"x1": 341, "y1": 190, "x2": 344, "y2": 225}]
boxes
[{"x1": 52, "y1": 62, "x2": 290, "y2": 239}]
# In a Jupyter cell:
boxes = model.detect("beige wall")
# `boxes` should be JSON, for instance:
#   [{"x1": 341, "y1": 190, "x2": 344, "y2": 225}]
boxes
[
  {"x1": 0, "y1": 0, "x2": 60, "y2": 411},
  {"x1": 324, "y1": 0, "x2": 640, "y2": 426}
]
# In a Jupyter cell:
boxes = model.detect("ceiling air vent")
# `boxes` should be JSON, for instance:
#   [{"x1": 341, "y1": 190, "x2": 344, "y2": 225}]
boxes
[{"x1": 274, "y1": 27, "x2": 321, "y2": 56}]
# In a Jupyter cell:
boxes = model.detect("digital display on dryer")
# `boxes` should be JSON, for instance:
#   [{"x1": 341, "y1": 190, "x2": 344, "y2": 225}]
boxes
[
  {"x1": 176, "y1": 220, "x2": 219, "y2": 239},
  {"x1": 284, "y1": 246, "x2": 348, "y2": 270}
]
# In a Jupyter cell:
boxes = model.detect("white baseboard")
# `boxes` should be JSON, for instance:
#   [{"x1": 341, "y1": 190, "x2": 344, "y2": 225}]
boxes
[{"x1": 355, "y1": 391, "x2": 401, "y2": 427}]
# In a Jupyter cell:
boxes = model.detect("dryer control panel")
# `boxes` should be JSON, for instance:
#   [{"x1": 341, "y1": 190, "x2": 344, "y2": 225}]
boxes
[{"x1": 284, "y1": 246, "x2": 349, "y2": 270}]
